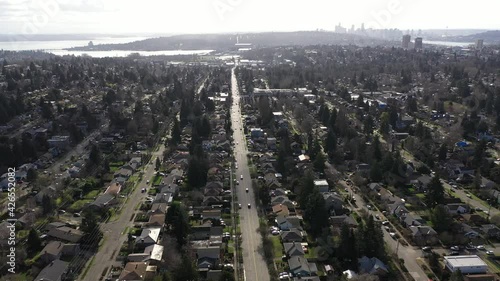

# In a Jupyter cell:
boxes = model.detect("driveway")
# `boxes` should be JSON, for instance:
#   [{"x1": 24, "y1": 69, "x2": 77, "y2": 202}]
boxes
[{"x1": 231, "y1": 67, "x2": 270, "y2": 281}]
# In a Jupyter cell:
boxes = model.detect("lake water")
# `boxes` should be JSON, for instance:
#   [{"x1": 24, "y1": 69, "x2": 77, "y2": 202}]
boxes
[
  {"x1": 0, "y1": 36, "x2": 214, "y2": 57},
  {"x1": 424, "y1": 40, "x2": 475, "y2": 47}
]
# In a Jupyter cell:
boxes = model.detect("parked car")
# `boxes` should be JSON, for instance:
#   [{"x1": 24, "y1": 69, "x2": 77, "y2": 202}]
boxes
[
  {"x1": 487, "y1": 250, "x2": 495, "y2": 256},
  {"x1": 248, "y1": 203, "x2": 251, "y2": 208},
  {"x1": 477, "y1": 245, "x2": 486, "y2": 250},
  {"x1": 466, "y1": 244, "x2": 476, "y2": 251},
  {"x1": 450, "y1": 246, "x2": 460, "y2": 251},
  {"x1": 239, "y1": 204, "x2": 242, "y2": 209},
  {"x1": 382, "y1": 221, "x2": 390, "y2": 226},
  {"x1": 240, "y1": 175, "x2": 243, "y2": 180},
  {"x1": 389, "y1": 232, "x2": 397, "y2": 239},
  {"x1": 450, "y1": 251, "x2": 460, "y2": 256},
  {"x1": 422, "y1": 246, "x2": 432, "y2": 252},
  {"x1": 245, "y1": 188, "x2": 249, "y2": 193}
]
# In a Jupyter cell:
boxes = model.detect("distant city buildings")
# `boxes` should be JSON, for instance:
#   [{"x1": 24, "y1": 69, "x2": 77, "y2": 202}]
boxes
[
  {"x1": 335, "y1": 23, "x2": 347, "y2": 33},
  {"x1": 402, "y1": 35, "x2": 411, "y2": 49},
  {"x1": 476, "y1": 39, "x2": 484, "y2": 50},
  {"x1": 414, "y1": 37, "x2": 423, "y2": 50}
]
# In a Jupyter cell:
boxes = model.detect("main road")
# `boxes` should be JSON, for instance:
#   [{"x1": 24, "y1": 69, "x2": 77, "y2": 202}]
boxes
[{"x1": 231, "y1": 66, "x2": 270, "y2": 281}]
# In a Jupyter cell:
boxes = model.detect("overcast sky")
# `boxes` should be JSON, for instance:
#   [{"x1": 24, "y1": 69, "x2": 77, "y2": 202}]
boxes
[{"x1": 1, "y1": 0, "x2": 499, "y2": 35}]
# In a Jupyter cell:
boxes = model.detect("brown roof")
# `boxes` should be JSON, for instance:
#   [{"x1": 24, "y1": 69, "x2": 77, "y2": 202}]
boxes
[
  {"x1": 146, "y1": 214, "x2": 165, "y2": 227},
  {"x1": 119, "y1": 262, "x2": 148, "y2": 280},
  {"x1": 272, "y1": 204, "x2": 290, "y2": 216}
]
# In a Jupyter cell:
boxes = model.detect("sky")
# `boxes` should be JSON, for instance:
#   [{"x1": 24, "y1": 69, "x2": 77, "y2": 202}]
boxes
[{"x1": 0, "y1": 0, "x2": 499, "y2": 35}]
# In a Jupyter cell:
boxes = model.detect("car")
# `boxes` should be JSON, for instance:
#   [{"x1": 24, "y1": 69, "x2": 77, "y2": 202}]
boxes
[
  {"x1": 384, "y1": 226, "x2": 390, "y2": 231},
  {"x1": 73, "y1": 212, "x2": 81, "y2": 217},
  {"x1": 375, "y1": 214, "x2": 380, "y2": 220},
  {"x1": 487, "y1": 250, "x2": 495, "y2": 256},
  {"x1": 141, "y1": 188, "x2": 146, "y2": 193},
  {"x1": 236, "y1": 181, "x2": 240, "y2": 185},
  {"x1": 272, "y1": 230, "x2": 280, "y2": 236},
  {"x1": 248, "y1": 203, "x2": 251, "y2": 208},
  {"x1": 467, "y1": 194, "x2": 472, "y2": 198},
  {"x1": 382, "y1": 221, "x2": 390, "y2": 226},
  {"x1": 389, "y1": 232, "x2": 397, "y2": 239},
  {"x1": 246, "y1": 188, "x2": 249, "y2": 193},
  {"x1": 450, "y1": 246, "x2": 460, "y2": 251},
  {"x1": 422, "y1": 246, "x2": 432, "y2": 252},
  {"x1": 477, "y1": 245, "x2": 486, "y2": 250},
  {"x1": 240, "y1": 175, "x2": 243, "y2": 180},
  {"x1": 450, "y1": 251, "x2": 460, "y2": 256},
  {"x1": 239, "y1": 204, "x2": 242, "y2": 209},
  {"x1": 146, "y1": 180, "x2": 150, "y2": 184},
  {"x1": 466, "y1": 244, "x2": 476, "y2": 251},
  {"x1": 366, "y1": 205, "x2": 372, "y2": 210}
]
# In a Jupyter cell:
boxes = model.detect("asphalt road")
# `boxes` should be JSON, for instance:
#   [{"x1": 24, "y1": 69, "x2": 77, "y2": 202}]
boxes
[
  {"x1": 79, "y1": 144, "x2": 166, "y2": 281},
  {"x1": 442, "y1": 180, "x2": 500, "y2": 218},
  {"x1": 231, "y1": 67, "x2": 270, "y2": 281},
  {"x1": 340, "y1": 179, "x2": 428, "y2": 281}
]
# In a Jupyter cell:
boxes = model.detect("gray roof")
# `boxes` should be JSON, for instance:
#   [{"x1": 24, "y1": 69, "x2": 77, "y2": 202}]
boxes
[
  {"x1": 47, "y1": 226, "x2": 83, "y2": 243},
  {"x1": 34, "y1": 259, "x2": 69, "y2": 281},
  {"x1": 283, "y1": 242, "x2": 305, "y2": 256}
]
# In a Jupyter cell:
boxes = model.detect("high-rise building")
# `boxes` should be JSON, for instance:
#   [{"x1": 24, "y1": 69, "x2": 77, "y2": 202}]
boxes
[
  {"x1": 402, "y1": 34, "x2": 411, "y2": 49},
  {"x1": 414, "y1": 37, "x2": 423, "y2": 50},
  {"x1": 476, "y1": 39, "x2": 484, "y2": 50}
]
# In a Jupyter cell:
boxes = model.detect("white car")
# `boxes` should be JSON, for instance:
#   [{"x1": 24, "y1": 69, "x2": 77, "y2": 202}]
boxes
[
  {"x1": 239, "y1": 204, "x2": 242, "y2": 209},
  {"x1": 240, "y1": 175, "x2": 243, "y2": 180},
  {"x1": 245, "y1": 188, "x2": 249, "y2": 193},
  {"x1": 476, "y1": 245, "x2": 486, "y2": 250},
  {"x1": 487, "y1": 250, "x2": 495, "y2": 255}
]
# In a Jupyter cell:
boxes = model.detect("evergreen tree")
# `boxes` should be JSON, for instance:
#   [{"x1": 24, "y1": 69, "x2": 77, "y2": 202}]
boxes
[
  {"x1": 425, "y1": 176, "x2": 445, "y2": 208},
  {"x1": 27, "y1": 228, "x2": 42, "y2": 257}
]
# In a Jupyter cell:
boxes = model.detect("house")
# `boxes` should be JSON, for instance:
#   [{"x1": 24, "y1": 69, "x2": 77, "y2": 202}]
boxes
[
  {"x1": 150, "y1": 203, "x2": 168, "y2": 214},
  {"x1": 401, "y1": 213, "x2": 425, "y2": 227},
  {"x1": 409, "y1": 226, "x2": 439, "y2": 245},
  {"x1": 118, "y1": 262, "x2": 150, "y2": 281},
  {"x1": 323, "y1": 193, "x2": 344, "y2": 214},
  {"x1": 196, "y1": 245, "x2": 222, "y2": 269},
  {"x1": 88, "y1": 193, "x2": 117, "y2": 210},
  {"x1": 267, "y1": 137, "x2": 277, "y2": 150},
  {"x1": 288, "y1": 256, "x2": 317, "y2": 277},
  {"x1": 47, "y1": 135, "x2": 71, "y2": 150},
  {"x1": 368, "y1": 183, "x2": 383, "y2": 192},
  {"x1": 159, "y1": 184, "x2": 179, "y2": 196},
  {"x1": 329, "y1": 215, "x2": 358, "y2": 228},
  {"x1": 34, "y1": 259, "x2": 69, "y2": 281},
  {"x1": 114, "y1": 167, "x2": 133, "y2": 179},
  {"x1": 283, "y1": 242, "x2": 305, "y2": 257},
  {"x1": 39, "y1": 241, "x2": 80, "y2": 264},
  {"x1": 127, "y1": 244, "x2": 164, "y2": 265},
  {"x1": 153, "y1": 193, "x2": 173, "y2": 204},
  {"x1": 444, "y1": 255, "x2": 488, "y2": 274},
  {"x1": 272, "y1": 204, "x2": 290, "y2": 217},
  {"x1": 271, "y1": 196, "x2": 295, "y2": 209},
  {"x1": 191, "y1": 226, "x2": 212, "y2": 241},
  {"x1": 47, "y1": 226, "x2": 83, "y2": 243},
  {"x1": 314, "y1": 179, "x2": 329, "y2": 193},
  {"x1": 202, "y1": 209, "x2": 222, "y2": 221},
  {"x1": 276, "y1": 216, "x2": 302, "y2": 231},
  {"x1": 145, "y1": 213, "x2": 165, "y2": 228},
  {"x1": 281, "y1": 228, "x2": 305, "y2": 242},
  {"x1": 135, "y1": 227, "x2": 161, "y2": 246},
  {"x1": 35, "y1": 186, "x2": 57, "y2": 204},
  {"x1": 358, "y1": 256, "x2": 389, "y2": 275},
  {"x1": 480, "y1": 224, "x2": 500, "y2": 239},
  {"x1": 414, "y1": 175, "x2": 432, "y2": 190},
  {"x1": 446, "y1": 203, "x2": 469, "y2": 215}
]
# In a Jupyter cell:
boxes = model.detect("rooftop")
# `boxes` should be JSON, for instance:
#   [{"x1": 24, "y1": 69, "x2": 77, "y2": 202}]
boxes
[{"x1": 444, "y1": 255, "x2": 487, "y2": 267}]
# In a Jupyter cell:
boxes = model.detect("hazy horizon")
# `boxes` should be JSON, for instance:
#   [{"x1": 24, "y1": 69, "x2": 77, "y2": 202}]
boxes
[{"x1": 1, "y1": 0, "x2": 498, "y2": 36}]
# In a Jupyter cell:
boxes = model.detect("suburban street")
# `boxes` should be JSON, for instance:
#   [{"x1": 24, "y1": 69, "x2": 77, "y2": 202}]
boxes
[
  {"x1": 231, "y1": 67, "x2": 270, "y2": 281},
  {"x1": 442, "y1": 180, "x2": 500, "y2": 218},
  {"x1": 340, "y1": 179, "x2": 428, "y2": 281},
  {"x1": 79, "y1": 143, "x2": 166, "y2": 281}
]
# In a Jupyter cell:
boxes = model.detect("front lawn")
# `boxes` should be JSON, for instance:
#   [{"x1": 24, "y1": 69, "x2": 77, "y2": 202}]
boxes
[
  {"x1": 68, "y1": 199, "x2": 92, "y2": 212},
  {"x1": 84, "y1": 190, "x2": 101, "y2": 199},
  {"x1": 270, "y1": 236, "x2": 283, "y2": 259}
]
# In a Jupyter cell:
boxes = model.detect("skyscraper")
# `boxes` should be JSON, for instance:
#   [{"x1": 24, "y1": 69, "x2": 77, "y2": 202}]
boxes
[
  {"x1": 414, "y1": 37, "x2": 423, "y2": 50},
  {"x1": 402, "y1": 34, "x2": 411, "y2": 49},
  {"x1": 476, "y1": 39, "x2": 484, "y2": 50}
]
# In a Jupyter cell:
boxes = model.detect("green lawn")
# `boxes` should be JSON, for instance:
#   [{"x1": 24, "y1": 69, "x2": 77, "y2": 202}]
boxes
[
  {"x1": 270, "y1": 236, "x2": 283, "y2": 259},
  {"x1": 415, "y1": 193, "x2": 425, "y2": 200},
  {"x1": 84, "y1": 190, "x2": 101, "y2": 199},
  {"x1": 304, "y1": 247, "x2": 317, "y2": 259},
  {"x1": 68, "y1": 199, "x2": 92, "y2": 212},
  {"x1": 152, "y1": 175, "x2": 163, "y2": 186}
]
